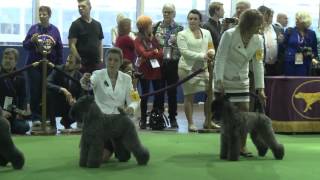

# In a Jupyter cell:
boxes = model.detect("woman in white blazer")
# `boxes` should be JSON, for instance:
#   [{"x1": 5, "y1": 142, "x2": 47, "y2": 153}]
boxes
[
  {"x1": 80, "y1": 47, "x2": 140, "y2": 161},
  {"x1": 177, "y1": 9, "x2": 215, "y2": 132},
  {"x1": 214, "y1": 9, "x2": 266, "y2": 156}
]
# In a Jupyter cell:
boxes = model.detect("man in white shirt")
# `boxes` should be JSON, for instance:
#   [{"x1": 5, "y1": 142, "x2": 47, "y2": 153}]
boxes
[{"x1": 258, "y1": 6, "x2": 281, "y2": 75}]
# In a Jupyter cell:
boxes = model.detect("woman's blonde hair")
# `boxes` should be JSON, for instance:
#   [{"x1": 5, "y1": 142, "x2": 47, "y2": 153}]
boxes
[{"x1": 296, "y1": 11, "x2": 312, "y2": 28}]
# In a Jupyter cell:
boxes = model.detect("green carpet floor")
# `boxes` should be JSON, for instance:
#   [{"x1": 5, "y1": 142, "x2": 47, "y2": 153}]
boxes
[{"x1": 1, "y1": 132, "x2": 319, "y2": 180}]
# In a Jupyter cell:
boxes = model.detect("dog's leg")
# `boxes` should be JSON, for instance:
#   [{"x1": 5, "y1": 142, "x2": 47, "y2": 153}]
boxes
[
  {"x1": 228, "y1": 130, "x2": 240, "y2": 161},
  {"x1": 220, "y1": 132, "x2": 228, "y2": 160},
  {"x1": 258, "y1": 117, "x2": 284, "y2": 160},
  {"x1": 86, "y1": 138, "x2": 104, "y2": 168},
  {"x1": 0, "y1": 119, "x2": 25, "y2": 169},
  {"x1": 0, "y1": 154, "x2": 8, "y2": 167},
  {"x1": 113, "y1": 138, "x2": 131, "y2": 162},
  {"x1": 122, "y1": 127, "x2": 149, "y2": 165},
  {"x1": 79, "y1": 137, "x2": 89, "y2": 167},
  {"x1": 250, "y1": 130, "x2": 268, "y2": 157}
]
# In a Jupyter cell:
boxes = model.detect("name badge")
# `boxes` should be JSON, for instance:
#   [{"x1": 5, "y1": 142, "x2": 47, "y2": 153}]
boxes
[
  {"x1": 130, "y1": 90, "x2": 140, "y2": 102},
  {"x1": 295, "y1": 53, "x2": 303, "y2": 65},
  {"x1": 150, "y1": 59, "x2": 160, "y2": 68},
  {"x1": 255, "y1": 49, "x2": 264, "y2": 61},
  {"x1": 3, "y1": 96, "x2": 13, "y2": 110},
  {"x1": 163, "y1": 47, "x2": 172, "y2": 60}
]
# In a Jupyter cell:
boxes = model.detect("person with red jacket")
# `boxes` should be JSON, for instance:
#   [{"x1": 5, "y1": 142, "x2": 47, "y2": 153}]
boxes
[{"x1": 134, "y1": 15, "x2": 163, "y2": 129}]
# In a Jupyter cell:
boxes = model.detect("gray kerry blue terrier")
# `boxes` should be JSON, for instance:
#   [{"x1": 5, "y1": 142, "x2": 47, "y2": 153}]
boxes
[
  {"x1": 211, "y1": 95, "x2": 285, "y2": 161},
  {"x1": 69, "y1": 95, "x2": 149, "y2": 168}
]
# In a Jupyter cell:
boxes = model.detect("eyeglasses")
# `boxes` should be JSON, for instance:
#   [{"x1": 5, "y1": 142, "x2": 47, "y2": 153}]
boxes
[{"x1": 163, "y1": 11, "x2": 174, "y2": 14}]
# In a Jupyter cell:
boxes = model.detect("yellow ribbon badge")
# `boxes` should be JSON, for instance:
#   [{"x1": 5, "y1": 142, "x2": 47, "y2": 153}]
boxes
[
  {"x1": 130, "y1": 90, "x2": 140, "y2": 102},
  {"x1": 255, "y1": 49, "x2": 264, "y2": 61}
]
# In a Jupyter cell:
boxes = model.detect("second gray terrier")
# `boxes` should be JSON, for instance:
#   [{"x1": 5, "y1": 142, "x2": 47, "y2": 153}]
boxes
[{"x1": 211, "y1": 95, "x2": 284, "y2": 161}]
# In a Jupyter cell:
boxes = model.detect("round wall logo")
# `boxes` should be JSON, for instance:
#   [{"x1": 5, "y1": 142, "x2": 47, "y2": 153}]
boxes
[{"x1": 291, "y1": 80, "x2": 320, "y2": 119}]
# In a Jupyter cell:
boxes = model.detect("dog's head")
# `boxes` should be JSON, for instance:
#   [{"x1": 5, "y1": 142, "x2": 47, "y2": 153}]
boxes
[
  {"x1": 211, "y1": 94, "x2": 237, "y2": 121},
  {"x1": 69, "y1": 95, "x2": 95, "y2": 123}
]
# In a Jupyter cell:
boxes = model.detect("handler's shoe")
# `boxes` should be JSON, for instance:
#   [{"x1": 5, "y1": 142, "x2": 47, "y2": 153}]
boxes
[
  {"x1": 60, "y1": 128, "x2": 82, "y2": 134},
  {"x1": 169, "y1": 118, "x2": 179, "y2": 129},
  {"x1": 188, "y1": 124, "x2": 198, "y2": 132},
  {"x1": 203, "y1": 121, "x2": 221, "y2": 129},
  {"x1": 31, "y1": 121, "x2": 42, "y2": 131}
]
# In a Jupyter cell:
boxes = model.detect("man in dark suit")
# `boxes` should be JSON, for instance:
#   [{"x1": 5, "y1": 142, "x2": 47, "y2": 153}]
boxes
[{"x1": 47, "y1": 54, "x2": 82, "y2": 131}]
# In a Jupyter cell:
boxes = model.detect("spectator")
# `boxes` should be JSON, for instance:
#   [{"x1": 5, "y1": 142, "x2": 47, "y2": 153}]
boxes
[
  {"x1": 177, "y1": 9, "x2": 215, "y2": 132},
  {"x1": 153, "y1": 3, "x2": 183, "y2": 128},
  {"x1": 115, "y1": 18, "x2": 136, "y2": 76},
  {"x1": 134, "y1": 15, "x2": 163, "y2": 129},
  {"x1": 214, "y1": 9, "x2": 265, "y2": 157},
  {"x1": 234, "y1": 0, "x2": 251, "y2": 18},
  {"x1": 0, "y1": 48, "x2": 30, "y2": 134},
  {"x1": 203, "y1": 2, "x2": 224, "y2": 52},
  {"x1": 258, "y1": 5, "x2": 283, "y2": 75},
  {"x1": 275, "y1": 13, "x2": 288, "y2": 31},
  {"x1": 112, "y1": 13, "x2": 136, "y2": 46},
  {"x1": 282, "y1": 11, "x2": 318, "y2": 76},
  {"x1": 224, "y1": 0, "x2": 251, "y2": 31},
  {"x1": 23, "y1": 6, "x2": 63, "y2": 129},
  {"x1": 47, "y1": 54, "x2": 83, "y2": 132},
  {"x1": 68, "y1": 0, "x2": 104, "y2": 73}
]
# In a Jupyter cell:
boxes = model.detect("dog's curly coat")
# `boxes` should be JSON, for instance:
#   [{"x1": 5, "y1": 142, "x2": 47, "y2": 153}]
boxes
[
  {"x1": 0, "y1": 107, "x2": 25, "y2": 169},
  {"x1": 211, "y1": 95, "x2": 284, "y2": 161},
  {"x1": 69, "y1": 95, "x2": 149, "y2": 168}
]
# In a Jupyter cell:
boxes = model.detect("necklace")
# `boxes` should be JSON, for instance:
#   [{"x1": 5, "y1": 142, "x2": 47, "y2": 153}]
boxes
[{"x1": 241, "y1": 35, "x2": 251, "y2": 48}]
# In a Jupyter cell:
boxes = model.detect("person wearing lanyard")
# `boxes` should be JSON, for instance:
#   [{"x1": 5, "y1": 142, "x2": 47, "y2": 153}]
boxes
[
  {"x1": 282, "y1": 11, "x2": 318, "y2": 76},
  {"x1": 153, "y1": 3, "x2": 183, "y2": 129},
  {"x1": 134, "y1": 15, "x2": 163, "y2": 129}
]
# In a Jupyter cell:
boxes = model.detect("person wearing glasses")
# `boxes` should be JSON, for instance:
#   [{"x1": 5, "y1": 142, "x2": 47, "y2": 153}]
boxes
[{"x1": 153, "y1": 3, "x2": 183, "y2": 129}]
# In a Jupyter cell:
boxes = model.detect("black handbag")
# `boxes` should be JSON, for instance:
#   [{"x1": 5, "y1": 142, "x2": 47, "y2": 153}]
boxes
[{"x1": 148, "y1": 109, "x2": 169, "y2": 130}]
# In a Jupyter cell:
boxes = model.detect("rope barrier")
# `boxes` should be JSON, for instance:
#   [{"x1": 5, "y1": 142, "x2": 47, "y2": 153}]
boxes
[
  {"x1": 0, "y1": 64, "x2": 34, "y2": 79},
  {"x1": 140, "y1": 66, "x2": 206, "y2": 98},
  {"x1": 2, "y1": 60, "x2": 209, "y2": 100},
  {"x1": 51, "y1": 65, "x2": 81, "y2": 87},
  {"x1": 0, "y1": 61, "x2": 81, "y2": 87}
]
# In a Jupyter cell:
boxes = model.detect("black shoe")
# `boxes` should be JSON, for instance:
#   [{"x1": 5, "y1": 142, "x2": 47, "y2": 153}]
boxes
[
  {"x1": 169, "y1": 118, "x2": 179, "y2": 128},
  {"x1": 240, "y1": 151, "x2": 254, "y2": 158},
  {"x1": 139, "y1": 120, "x2": 147, "y2": 129}
]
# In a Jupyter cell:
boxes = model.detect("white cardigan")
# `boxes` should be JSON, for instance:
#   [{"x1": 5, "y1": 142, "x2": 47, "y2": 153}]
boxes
[
  {"x1": 214, "y1": 27, "x2": 265, "y2": 93},
  {"x1": 90, "y1": 69, "x2": 139, "y2": 114},
  {"x1": 177, "y1": 27, "x2": 213, "y2": 71}
]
